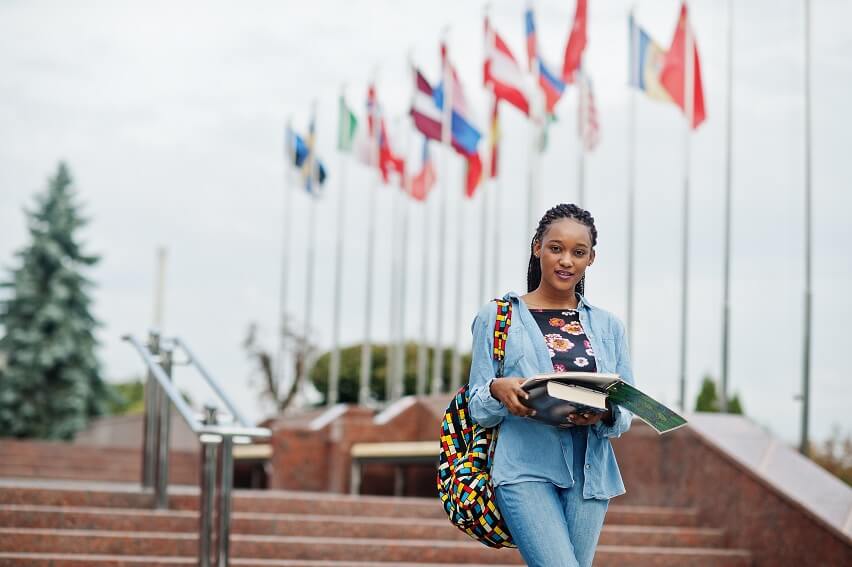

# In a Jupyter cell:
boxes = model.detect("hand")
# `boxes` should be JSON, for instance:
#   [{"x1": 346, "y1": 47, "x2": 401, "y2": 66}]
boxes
[
  {"x1": 489, "y1": 378, "x2": 536, "y2": 418},
  {"x1": 564, "y1": 409, "x2": 610, "y2": 427}
]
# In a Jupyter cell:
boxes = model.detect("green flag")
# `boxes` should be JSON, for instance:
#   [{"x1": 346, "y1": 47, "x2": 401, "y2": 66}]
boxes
[{"x1": 337, "y1": 95, "x2": 358, "y2": 152}]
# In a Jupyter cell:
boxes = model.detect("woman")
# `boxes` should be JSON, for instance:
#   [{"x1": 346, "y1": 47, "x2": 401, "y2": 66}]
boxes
[{"x1": 468, "y1": 203, "x2": 634, "y2": 567}]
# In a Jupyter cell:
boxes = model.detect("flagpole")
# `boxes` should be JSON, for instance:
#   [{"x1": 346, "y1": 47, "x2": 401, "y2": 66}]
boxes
[
  {"x1": 395, "y1": 194, "x2": 411, "y2": 401},
  {"x1": 527, "y1": 76, "x2": 541, "y2": 252},
  {"x1": 360, "y1": 80, "x2": 381, "y2": 406},
  {"x1": 491, "y1": 107, "x2": 503, "y2": 298},
  {"x1": 479, "y1": 152, "x2": 491, "y2": 305},
  {"x1": 300, "y1": 100, "x2": 320, "y2": 404},
  {"x1": 449, "y1": 172, "x2": 466, "y2": 393},
  {"x1": 626, "y1": 7, "x2": 638, "y2": 348},
  {"x1": 527, "y1": 3, "x2": 543, "y2": 268},
  {"x1": 395, "y1": 123, "x2": 415, "y2": 401},
  {"x1": 388, "y1": 146, "x2": 401, "y2": 402},
  {"x1": 329, "y1": 89, "x2": 350, "y2": 406},
  {"x1": 480, "y1": 8, "x2": 495, "y2": 306},
  {"x1": 152, "y1": 246, "x2": 167, "y2": 332},
  {"x1": 278, "y1": 117, "x2": 296, "y2": 401},
  {"x1": 677, "y1": 2, "x2": 694, "y2": 412},
  {"x1": 431, "y1": 33, "x2": 453, "y2": 396},
  {"x1": 577, "y1": 64, "x2": 586, "y2": 208},
  {"x1": 799, "y1": 0, "x2": 813, "y2": 456},
  {"x1": 720, "y1": 1, "x2": 734, "y2": 413},
  {"x1": 416, "y1": 162, "x2": 431, "y2": 396}
]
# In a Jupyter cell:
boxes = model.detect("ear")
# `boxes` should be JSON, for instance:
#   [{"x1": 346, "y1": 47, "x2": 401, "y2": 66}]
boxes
[
  {"x1": 533, "y1": 240, "x2": 542, "y2": 258},
  {"x1": 589, "y1": 248, "x2": 596, "y2": 266}
]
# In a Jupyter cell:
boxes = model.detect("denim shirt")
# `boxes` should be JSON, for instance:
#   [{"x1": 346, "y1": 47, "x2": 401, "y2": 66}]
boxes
[{"x1": 468, "y1": 291, "x2": 635, "y2": 500}]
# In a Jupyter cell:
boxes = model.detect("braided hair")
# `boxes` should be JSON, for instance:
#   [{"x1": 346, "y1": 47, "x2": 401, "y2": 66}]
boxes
[{"x1": 527, "y1": 203, "x2": 598, "y2": 294}]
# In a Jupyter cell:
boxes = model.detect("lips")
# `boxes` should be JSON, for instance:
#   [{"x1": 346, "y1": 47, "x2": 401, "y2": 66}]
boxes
[{"x1": 555, "y1": 270, "x2": 574, "y2": 280}]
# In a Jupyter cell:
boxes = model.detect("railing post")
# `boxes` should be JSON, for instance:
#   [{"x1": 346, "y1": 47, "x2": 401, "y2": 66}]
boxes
[
  {"x1": 217, "y1": 435, "x2": 234, "y2": 567},
  {"x1": 155, "y1": 345, "x2": 173, "y2": 509},
  {"x1": 199, "y1": 406, "x2": 219, "y2": 567},
  {"x1": 142, "y1": 331, "x2": 161, "y2": 488}
]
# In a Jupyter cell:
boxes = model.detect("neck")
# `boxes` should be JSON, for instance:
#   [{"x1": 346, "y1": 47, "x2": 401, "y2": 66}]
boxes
[{"x1": 525, "y1": 283, "x2": 578, "y2": 309}]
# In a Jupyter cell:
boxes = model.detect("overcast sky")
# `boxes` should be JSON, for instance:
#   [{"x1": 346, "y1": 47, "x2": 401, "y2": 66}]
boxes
[{"x1": 1, "y1": 0, "x2": 850, "y2": 445}]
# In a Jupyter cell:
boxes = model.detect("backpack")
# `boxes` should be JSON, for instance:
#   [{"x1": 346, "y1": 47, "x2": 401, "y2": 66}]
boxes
[{"x1": 436, "y1": 299, "x2": 516, "y2": 549}]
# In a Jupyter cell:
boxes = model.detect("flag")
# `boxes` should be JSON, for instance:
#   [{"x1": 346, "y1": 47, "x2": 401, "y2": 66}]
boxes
[
  {"x1": 525, "y1": 7, "x2": 566, "y2": 115},
  {"x1": 337, "y1": 95, "x2": 358, "y2": 152},
  {"x1": 285, "y1": 126, "x2": 327, "y2": 193},
  {"x1": 411, "y1": 69, "x2": 442, "y2": 141},
  {"x1": 578, "y1": 72, "x2": 600, "y2": 151},
  {"x1": 407, "y1": 139, "x2": 436, "y2": 202},
  {"x1": 411, "y1": 52, "x2": 483, "y2": 197},
  {"x1": 484, "y1": 17, "x2": 529, "y2": 116},
  {"x1": 562, "y1": 0, "x2": 587, "y2": 84},
  {"x1": 628, "y1": 14, "x2": 673, "y2": 102},
  {"x1": 367, "y1": 84, "x2": 406, "y2": 185},
  {"x1": 660, "y1": 3, "x2": 706, "y2": 129}
]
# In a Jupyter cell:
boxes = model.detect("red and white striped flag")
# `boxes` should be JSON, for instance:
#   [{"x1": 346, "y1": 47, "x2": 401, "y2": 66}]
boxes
[{"x1": 578, "y1": 72, "x2": 600, "y2": 151}]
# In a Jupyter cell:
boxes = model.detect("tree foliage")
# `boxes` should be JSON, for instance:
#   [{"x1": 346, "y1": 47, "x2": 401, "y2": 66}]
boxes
[
  {"x1": 0, "y1": 163, "x2": 114, "y2": 439},
  {"x1": 694, "y1": 374, "x2": 744, "y2": 414},
  {"x1": 310, "y1": 342, "x2": 471, "y2": 404}
]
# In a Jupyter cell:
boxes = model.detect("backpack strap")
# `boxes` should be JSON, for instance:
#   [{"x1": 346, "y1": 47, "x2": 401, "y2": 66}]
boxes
[{"x1": 492, "y1": 299, "x2": 513, "y2": 379}]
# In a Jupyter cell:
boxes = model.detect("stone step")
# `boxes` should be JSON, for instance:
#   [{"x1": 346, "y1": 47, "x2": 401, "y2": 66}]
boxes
[
  {"x1": 0, "y1": 535, "x2": 752, "y2": 567},
  {"x1": 0, "y1": 554, "x2": 520, "y2": 567},
  {"x1": 0, "y1": 505, "x2": 726, "y2": 548},
  {"x1": 0, "y1": 528, "x2": 523, "y2": 564},
  {"x1": 0, "y1": 464, "x2": 196, "y2": 485},
  {"x1": 0, "y1": 482, "x2": 701, "y2": 526},
  {"x1": 0, "y1": 441, "x2": 197, "y2": 465}
]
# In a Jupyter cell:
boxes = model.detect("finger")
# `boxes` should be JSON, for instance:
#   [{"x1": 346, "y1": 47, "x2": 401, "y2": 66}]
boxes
[{"x1": 508, "y1": 397, "x2": 534, "y2": 417}]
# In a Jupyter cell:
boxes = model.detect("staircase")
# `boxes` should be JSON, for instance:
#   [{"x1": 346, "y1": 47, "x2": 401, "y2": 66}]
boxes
[
  {"x1": 0, "y1": 439, "x2": 198, "y2": 485},
  {"x1": 0, "y1": 476, "x2": 752, "y2": 566}
]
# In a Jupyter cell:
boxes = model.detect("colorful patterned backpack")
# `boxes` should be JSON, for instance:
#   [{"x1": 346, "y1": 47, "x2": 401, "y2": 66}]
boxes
[{"x1": 436, "y1": 299, "x2": 515, "y2": 549}]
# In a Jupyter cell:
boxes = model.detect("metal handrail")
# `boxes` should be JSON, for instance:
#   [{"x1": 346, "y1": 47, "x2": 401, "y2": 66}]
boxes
[{"x1": 124, "y1": 331, "x2": 270, "y2": 567}]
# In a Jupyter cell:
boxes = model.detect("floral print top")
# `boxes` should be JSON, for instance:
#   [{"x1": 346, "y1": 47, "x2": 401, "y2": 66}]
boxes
[{"x1": 529, "y1": 308, "x2": 597, "y2": 373}]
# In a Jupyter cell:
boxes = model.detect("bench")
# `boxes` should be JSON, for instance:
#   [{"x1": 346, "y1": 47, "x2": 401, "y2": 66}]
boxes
[{"x1": 349, "y1": 441, "x2": 438, "y2": 495}]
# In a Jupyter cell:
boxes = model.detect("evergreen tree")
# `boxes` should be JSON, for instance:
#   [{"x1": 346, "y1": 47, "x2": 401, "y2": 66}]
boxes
[
  {"x1": 694, "y1": 374, "x2": 744, "y2": 415},
  {"x1": 0, "y1": 163, "x2": 112, "y2": 439},
  {"x1": 694, "y1": 376, "x2": 719, "y2": 412}
]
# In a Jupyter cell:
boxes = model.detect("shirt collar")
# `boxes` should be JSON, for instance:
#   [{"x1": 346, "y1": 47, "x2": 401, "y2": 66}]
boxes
[{"x1": 503, "y1": 290, "x2": 596, "y2": 311}]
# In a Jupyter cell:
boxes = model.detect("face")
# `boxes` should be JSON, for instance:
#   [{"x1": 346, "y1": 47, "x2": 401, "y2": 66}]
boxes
[{"x1": 533, "y1": 218, "x2": 596, "y2": 294}]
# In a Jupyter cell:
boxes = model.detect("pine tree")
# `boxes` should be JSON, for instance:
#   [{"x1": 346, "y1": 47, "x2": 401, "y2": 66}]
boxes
[
  {"x1": 0, "y1": 163, "x2": 112, "y2": 439},
  {"x1": 694, "y1": 374, "x2": 745, "y2": 415},
  {"x1": 694, "y1": 376, "x2": 720, "y2": 412}
]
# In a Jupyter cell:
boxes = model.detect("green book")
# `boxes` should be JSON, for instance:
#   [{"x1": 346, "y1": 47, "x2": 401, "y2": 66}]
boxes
[{"x1": 522, "y1": 373, "x2": 687, "y2": 434}]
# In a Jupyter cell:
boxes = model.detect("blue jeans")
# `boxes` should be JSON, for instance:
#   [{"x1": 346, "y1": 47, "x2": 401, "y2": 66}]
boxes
[{"x1": 494, "y1": 427, "x2": 609, "y2": 567}]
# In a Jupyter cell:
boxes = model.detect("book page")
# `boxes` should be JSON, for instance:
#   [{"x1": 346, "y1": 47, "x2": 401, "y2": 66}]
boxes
[{"x1": 607, "y1": 382, "x2": 687, "y2": 434}]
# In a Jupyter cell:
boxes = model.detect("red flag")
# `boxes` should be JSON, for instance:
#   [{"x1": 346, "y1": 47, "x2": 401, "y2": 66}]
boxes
[
  {"x1": 484, "y1": 17, "x2": 530, "y2": 116},
  {"x1": 464, "y1": 154, "x2": 482, "y2": 198},
  {"x1": 367, "y1": 83, "x2": 406, "y2": 184},
  {"x1": 562, "y1": 0, "x2": 587, "y2": 84},
  {"x1": 660, "y1": 3, "x2": 706, "y2": 129},
  {"x1": 407, "y1": 140, "x2": 436, "y2": 201}
]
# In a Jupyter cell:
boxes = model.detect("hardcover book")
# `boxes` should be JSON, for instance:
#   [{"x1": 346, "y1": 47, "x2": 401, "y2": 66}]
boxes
[{"x1": 521, "y1": 372, "x2": 687, "y2": 434}]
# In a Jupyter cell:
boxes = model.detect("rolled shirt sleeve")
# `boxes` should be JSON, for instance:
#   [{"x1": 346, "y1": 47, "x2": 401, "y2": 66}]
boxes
[
  {"x1": 593, "y1": 317, "x2": 635, "y2": 439},
  {"x1": 468, "y1": 303, "x2": 509, "y2": 428}
]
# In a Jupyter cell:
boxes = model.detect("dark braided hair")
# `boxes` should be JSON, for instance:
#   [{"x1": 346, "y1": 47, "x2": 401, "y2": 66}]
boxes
[{"x1": 527, "y1": 203, "x2": 598, "y2": 294}]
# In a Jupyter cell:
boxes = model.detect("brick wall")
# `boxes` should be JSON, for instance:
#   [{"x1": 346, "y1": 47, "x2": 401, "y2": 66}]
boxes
[{"x1": 612, "y1": 423, "x2": 852, "y2": 566}]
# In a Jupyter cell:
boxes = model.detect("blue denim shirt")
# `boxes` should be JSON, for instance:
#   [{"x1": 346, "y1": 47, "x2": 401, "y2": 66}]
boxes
[{"x1": 468, "y1": 291, "x2": 634, "y2": 500}]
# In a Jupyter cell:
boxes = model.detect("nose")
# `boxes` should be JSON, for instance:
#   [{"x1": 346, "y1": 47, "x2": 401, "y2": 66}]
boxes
[{"x1": 558, "y1": 254, "x2": 573, "y2": 268}]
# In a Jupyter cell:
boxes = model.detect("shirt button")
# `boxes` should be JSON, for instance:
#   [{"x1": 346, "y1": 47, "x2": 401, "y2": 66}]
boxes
[{"x1": 585, "y1": 464, "x2": 591, "y2": 470}]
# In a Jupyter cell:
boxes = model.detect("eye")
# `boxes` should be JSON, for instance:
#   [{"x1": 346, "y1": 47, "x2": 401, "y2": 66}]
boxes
[
  {"x1": 574, "y1": 249, "x2": 586, "y2": 257},
  {"x1": 549, "y1": 245, "x2": 561, "y2": 253}
]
